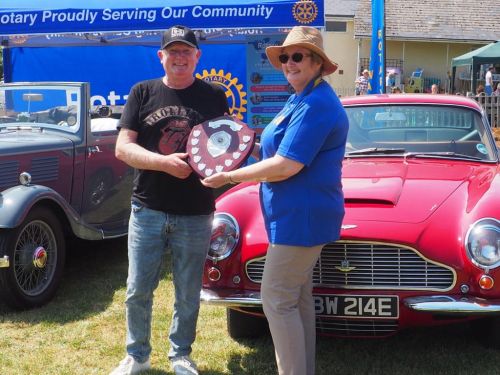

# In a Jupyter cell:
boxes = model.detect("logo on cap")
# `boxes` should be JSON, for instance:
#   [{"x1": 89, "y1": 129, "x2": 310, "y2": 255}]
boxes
[{"x1": 171, "y1": 28, "x2": 185, "y2": 38}]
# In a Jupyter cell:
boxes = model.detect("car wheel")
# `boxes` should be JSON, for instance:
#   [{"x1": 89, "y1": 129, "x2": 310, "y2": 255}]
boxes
[
  {"x1": 227, "y1": 307, "x2": 268, "y2": 339},
  {"x1": 0, "y1": 207, "x2": 65, "y2": 309}
]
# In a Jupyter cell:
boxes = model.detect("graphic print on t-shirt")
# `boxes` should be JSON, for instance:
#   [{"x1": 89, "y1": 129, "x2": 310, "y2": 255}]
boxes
[
  {"x1": 158, "y1": 116, "x2": 190, "y2": 155},
  {"x1": 143, "y1": 105, "x2": 203, "y2": 155}
]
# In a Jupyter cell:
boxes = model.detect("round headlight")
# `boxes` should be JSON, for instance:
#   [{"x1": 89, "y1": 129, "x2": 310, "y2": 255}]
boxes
[
  {"x1": 207, "y1": 213, "x2": 239, "y2": 261},
  {"x1": 465, "y1": 218, "x2": 500, "y2": 269}
]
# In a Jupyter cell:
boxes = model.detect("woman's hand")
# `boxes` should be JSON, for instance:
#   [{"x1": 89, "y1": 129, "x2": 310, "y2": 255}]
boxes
[{"x1": 201, "y1": 172, "x2": 231, "y2": 188}]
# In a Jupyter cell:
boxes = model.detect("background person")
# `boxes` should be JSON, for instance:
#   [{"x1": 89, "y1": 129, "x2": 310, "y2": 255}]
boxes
[
  {"x1": 111, "y1": 25, "x2": 229, "y2": 375},
  {"x1": 202, "y1": 26, "x2": 349, "y2": 375},
  {"x1": 355, "y1": 69, "x2": 369, "y2": 95},
  {"x1": 485, "y1": 65, "x2": 494, "y2": 96},
  {"x1": 431, "y1": 84, "x2": 439, "y2": 94},
  {"x1": 386, "y1": 71, "x2": 396, "y2": 91},
  {"x1": 493, "y1": 82, "x2": 500, "y2": 96}
]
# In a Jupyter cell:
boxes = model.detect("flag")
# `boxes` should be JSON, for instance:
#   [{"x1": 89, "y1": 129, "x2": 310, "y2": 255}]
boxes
[{"x1": 368, "y1": 0, "x2": 385, "y2": 94}]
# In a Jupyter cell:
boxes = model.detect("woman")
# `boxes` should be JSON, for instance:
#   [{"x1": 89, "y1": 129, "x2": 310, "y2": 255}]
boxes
[
  {"x1": 202, "y1": 26, "x2": 348, "y2": 375},
  {"x1": 494, "y1": 82, "x2": 500, "y2": 96},
  {"x1": 476, "y1": 84, "x2": 486, "y2": 96}
]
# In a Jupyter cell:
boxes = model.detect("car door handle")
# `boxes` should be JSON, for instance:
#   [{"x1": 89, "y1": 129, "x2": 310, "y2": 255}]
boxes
[{"x1": 88, "y1": 145, "x2": 102, "y2": 156}]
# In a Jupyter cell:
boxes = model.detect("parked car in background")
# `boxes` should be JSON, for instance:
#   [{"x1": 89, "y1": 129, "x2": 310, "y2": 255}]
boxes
[
  {"x1": 0, "y1": 82, "x2": 132, "y2": 309},
  {"x1": 201, "y1": 94, "x2": 500, "y2": 345}
]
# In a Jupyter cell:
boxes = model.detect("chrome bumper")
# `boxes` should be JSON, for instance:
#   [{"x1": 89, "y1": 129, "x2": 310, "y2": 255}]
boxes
[
  {"x1": 404, "y1": 295, "x2": 500, "y2": 315},
  {"x1": 0, "y1": 256, "x2": 9, "y2": 268},
  {"x1": 200, "y1": 289, "x2": 262, "y2": 307},
  {"x1": 202, "y1": 290, "x2": 500, "y2": 316}
]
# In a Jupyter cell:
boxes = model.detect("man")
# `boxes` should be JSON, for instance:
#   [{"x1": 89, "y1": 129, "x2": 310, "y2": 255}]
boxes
[
  {"x1": 485, "y1": 65, "x2": 494, "y2": 96},
  {"x1": 355, "y1": 69, "x2": 369, "y2": 95},
  {"x1": 110, "y1": 25, "x2": 229, "y2": 375}
]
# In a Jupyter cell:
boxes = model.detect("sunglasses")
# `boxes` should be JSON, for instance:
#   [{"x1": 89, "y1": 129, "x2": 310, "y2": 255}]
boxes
[{"x1": 278, "y1": 52, "x2": 312, "y2": 64}]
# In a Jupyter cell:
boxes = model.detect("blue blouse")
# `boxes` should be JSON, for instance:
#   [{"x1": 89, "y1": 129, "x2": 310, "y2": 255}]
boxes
[{"x1": 259, "y1": 77, "x2": 349, "y2": 246}]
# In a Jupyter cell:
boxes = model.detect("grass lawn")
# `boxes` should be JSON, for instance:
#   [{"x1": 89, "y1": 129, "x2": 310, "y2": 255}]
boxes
[{"x1": 1, "y1": 237, "x2": 500, "y2": 375}]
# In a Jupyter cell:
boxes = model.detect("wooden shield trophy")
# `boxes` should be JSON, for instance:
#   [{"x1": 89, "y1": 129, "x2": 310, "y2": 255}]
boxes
[{"x1": 187, "y1": 115, "x2": 256, "y2": 178}]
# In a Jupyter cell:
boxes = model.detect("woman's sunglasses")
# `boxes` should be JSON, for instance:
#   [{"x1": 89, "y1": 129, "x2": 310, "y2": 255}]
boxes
[{"x1": 278, "y1": 52, "x2": 311, "y2": 64}]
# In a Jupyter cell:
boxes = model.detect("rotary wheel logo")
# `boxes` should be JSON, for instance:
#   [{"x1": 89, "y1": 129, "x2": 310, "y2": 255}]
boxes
[
  {"x1": 196, "y1": 69, "x2": 247, "y2": 120},
  {"x1": 9, "y1": 35, "x2": 28, "y2": 45},
  {"x1": 292, "y1": 0, "x2": 318, "y2": 24}
]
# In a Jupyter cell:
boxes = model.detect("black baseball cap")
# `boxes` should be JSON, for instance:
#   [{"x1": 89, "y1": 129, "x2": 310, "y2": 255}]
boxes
[{"x1": 161, "y1": 25, "x2": 198, "y2": 50}]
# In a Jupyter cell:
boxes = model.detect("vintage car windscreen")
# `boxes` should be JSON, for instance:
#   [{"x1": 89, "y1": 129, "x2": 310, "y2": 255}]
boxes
[
  {"x1": 345, "y1": 105, "x2": 497, "y2": 161},
  {"x1": 0, "y1": 85, "x2": 81, "y2": 133}
]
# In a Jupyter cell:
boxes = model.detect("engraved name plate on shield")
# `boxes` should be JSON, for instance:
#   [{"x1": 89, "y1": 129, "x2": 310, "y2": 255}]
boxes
[{"x1": 187, "y1": 115, "x2": 256, "y2": 178}]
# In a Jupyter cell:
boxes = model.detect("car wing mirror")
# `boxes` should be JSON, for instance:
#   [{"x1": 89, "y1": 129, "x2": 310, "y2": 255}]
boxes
[{"x1": 95, "y1": 106, "x2": 112, "y2": 118}]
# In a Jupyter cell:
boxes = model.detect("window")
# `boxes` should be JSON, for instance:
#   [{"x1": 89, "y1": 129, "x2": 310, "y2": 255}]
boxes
[{"x1": 326, "y1": 21, "x2": 347, "y2": 32}]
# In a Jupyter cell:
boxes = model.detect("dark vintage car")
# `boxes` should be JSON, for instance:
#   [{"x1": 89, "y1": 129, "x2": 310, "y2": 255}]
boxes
[
  {"x1": 201, "y1": 94, "x2": 500, "y2": 345},
  {"x1": 0, "y1": 82, "x2": 132, "y2": 309}
]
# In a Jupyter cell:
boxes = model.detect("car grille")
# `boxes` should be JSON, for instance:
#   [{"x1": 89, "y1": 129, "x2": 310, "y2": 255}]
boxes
[
  {"x1": 316, "y1": 317, "x2": 398, "y2": 337},
  {"x1": 0, "y1": 160, "x2": 19, "y2": 188},
  {"x1": 31, "y1": 157, "x2": 59, "y2": 182},
  {"x1": 246, "y1": 241, "x2": 455, "y2": 290}
]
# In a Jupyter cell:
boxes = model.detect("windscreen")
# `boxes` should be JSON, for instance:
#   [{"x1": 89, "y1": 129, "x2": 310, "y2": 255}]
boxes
[
  {"x1": 345, "y1": 105, "x2": 497, "y2": 161},
  {"x1": 0, "y1": 85, "x2": 81, "y2": 133}
]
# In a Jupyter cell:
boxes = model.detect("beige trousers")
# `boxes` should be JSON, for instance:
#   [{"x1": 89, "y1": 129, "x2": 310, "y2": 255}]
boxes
[{"x1": 261, "y1": 243, "x2": 323, "y2": 375}]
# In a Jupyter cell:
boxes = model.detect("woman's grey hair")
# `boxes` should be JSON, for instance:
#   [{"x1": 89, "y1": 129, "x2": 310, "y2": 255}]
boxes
[{"x1": 310, "y1": 51, "x2": 324, "y2": 74}]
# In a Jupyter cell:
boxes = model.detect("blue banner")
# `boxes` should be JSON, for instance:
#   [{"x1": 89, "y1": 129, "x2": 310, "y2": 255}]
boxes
[
  {"x1": 368, "y1": 0, "x2": 385, "y2": 94},
  {"x1": 0, "y1": 0, "x2": 324, "y2": 35},
  {"x1": 7, "y1": 43, "x2": 248, "y2": 121}
]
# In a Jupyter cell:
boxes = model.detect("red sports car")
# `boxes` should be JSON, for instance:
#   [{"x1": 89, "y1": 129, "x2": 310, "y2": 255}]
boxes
[{"x1": 201, "y1": 94, "x2": 500, "y2": 345}]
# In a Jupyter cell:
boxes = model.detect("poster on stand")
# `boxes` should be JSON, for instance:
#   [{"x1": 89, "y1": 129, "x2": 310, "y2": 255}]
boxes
[{"x1": 246, "y1": 34, "x2": 292, "y2": 135}]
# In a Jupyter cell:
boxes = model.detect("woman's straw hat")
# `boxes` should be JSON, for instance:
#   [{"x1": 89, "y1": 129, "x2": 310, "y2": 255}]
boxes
[{"x1": 266, "y1": 26, "x2": 338, "y2": 76}]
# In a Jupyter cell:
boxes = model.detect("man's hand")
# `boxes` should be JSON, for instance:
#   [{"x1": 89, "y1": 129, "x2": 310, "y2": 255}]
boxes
[{"x1": 163, "y1": 152, "x2": 192, "y2": 179}]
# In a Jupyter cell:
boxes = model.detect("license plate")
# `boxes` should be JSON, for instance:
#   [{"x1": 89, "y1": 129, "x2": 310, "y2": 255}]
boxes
[{"x1": 314, "y1": 294, "x2": 399, "y2": 319}]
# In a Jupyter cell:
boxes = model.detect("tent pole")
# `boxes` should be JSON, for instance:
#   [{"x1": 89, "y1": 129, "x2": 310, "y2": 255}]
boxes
[{"x1": 451, "y1": 66, "x2": 456, "y2": 93}]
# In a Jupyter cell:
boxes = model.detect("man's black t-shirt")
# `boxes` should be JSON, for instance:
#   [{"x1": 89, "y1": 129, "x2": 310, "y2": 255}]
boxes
[{"x1": 119, "y1": 78, "x2": 230, "y2": 215}]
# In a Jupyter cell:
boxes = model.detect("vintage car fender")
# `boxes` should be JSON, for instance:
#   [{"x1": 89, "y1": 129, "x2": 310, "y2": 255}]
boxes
[{"x1": 0, "y1": 184, "x2": 104, "y2": 241}]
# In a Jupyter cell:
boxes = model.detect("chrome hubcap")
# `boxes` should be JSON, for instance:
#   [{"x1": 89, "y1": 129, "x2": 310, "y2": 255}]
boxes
[{"x1": 32, "y1": 246, "x2": 48, "y2": 268}]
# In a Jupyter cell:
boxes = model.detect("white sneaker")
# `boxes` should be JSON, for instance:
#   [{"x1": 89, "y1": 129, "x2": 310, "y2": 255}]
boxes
[
  {"x1": 109, "y1": 355, "x2": 151, "y2": 375},
  {"x1": 171, "y1": 355, "x2": 199, "y2": 375}
]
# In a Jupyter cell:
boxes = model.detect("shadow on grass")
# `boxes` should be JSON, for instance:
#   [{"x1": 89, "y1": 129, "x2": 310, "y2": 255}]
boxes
[
  {"x1": 198, "y1": 322, "x2": 500, "y2": 375},
  {"x1": 0, "y1": 236, "x2": 131, "y2": 322},
  {"x1": 224, "y1": 336, "x2": 277, "y2": 375},
  {"x1": 200, "y1": 322, "x2": 500, "y2": 375},
  {"x1": 141, "y1": 336, "x2": 276, "y2": 375},
  {"x1": 315, "y1": 323, "x2": 500, "y2": 375}
]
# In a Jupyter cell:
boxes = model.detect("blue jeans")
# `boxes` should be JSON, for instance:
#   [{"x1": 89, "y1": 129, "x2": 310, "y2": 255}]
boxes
[{"x1": 125, "y1": 201, "x2": 213, "y2": 362}]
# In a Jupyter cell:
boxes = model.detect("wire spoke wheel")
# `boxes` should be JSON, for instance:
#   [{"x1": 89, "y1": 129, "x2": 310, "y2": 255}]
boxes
[
  {"x1": 14, "y1": 220, "x2": 57, "y2": 296},
  {"x1": 0, "y1": 207, "x2": 65, "y2": 309}
]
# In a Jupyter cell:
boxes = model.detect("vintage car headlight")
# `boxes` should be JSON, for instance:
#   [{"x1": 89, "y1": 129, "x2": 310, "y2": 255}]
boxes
[
  {"x1": 466, "y1": 218, "x2": 500, "y2": 269},
  {"x1": 208, "y1": 213, "x2": 239, "y2": 261}
]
